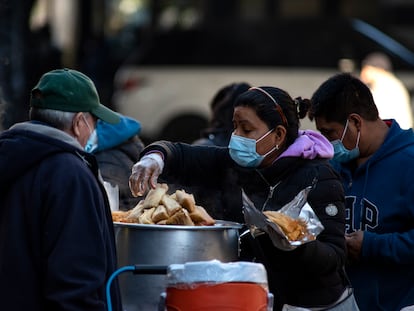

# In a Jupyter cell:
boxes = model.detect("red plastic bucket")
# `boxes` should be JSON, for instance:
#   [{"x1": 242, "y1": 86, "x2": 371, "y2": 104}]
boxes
[{"x1": 164, "y1": 260, "x2": 273, "y2": 311}]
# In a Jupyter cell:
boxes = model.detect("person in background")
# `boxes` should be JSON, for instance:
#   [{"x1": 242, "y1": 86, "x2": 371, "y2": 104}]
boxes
[
  {"x1": 309, "y1": 72, "x2": 414, "y2": 311},
  {"x1": 189, "y1": 82, "x2": 250, "y2": 223},
  {"x1": 193, "y1": 82, "x2": 251, "y2": 146},
  {"x1": 0, "y1": 68, "x2": 122, "y2": 311},
  {"x1": 129, "y1": 86, "x2": 359, "y2": 311},
  {"x1": 85, "y1": 114, "x2": 145, "y2": 211},
  {"x1": 359, "y1": 51, "x2": 413, "y2": 129}
]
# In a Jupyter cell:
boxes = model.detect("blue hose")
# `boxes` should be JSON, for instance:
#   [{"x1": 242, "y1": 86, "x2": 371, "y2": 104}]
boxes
[{"x1": 106, "y1": 265, "x2": 135, "y2": 311}]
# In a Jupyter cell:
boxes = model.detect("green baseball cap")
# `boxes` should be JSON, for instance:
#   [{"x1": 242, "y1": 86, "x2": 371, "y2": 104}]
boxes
[{"x1": 30, "y1": 68, "x2": 120, "y2": 124}]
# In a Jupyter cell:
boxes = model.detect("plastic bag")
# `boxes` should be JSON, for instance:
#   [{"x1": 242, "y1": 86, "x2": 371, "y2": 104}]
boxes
[
  {"x1": 242, "y1": 186, "x2": 324, "y2": 251},
  {"x1": 103, "y1": 181, "x2": 119, "y2": 211}
]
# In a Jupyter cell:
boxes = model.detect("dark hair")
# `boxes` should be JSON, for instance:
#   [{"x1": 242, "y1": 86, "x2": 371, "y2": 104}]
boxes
[
  {"x1": 234, "y1": 86, "x2": 310, "y2": 146},
  {"x1": 209, "y1": 82, "x2": 251, "y2": 130},
  {"x1": 199, "y1": 82, "x2": 251, "y2": 146},
  {"x1": 309, "y1": 73, "x2": 378, "y2": 124}
]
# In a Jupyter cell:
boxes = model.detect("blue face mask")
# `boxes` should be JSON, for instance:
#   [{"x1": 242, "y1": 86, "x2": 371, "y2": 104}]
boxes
[
  {"x1": 82, "y1": 114, "x2": 99, "y2": 153},
  {"x1": 228, "y1": 129, "x2": 276, "y2": 167},
  {"x1": 331, "y1": 119, "x2": 360, "y2": 163},
  {"x1": 84, "y1": 129, "x2": 98, "y2": 153}
]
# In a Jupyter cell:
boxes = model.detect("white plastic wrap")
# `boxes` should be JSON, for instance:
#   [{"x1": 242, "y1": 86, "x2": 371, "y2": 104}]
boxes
[
  {"x1": 103, "y1": 181, "x2": 119, "y2": 211},
  {"x1": 166, "y1": 260, "x2": 269, "y2": 290}
]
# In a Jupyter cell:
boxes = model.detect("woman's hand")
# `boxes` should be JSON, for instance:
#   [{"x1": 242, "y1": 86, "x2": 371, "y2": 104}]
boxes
[{"x1": 129, "y1": 153, "x2": 164, "y2": 197}]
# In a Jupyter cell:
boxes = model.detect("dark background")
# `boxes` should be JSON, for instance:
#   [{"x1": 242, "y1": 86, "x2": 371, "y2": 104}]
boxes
[{"x1": 0, "y1": 0, "x2": 413, "y2": 131}]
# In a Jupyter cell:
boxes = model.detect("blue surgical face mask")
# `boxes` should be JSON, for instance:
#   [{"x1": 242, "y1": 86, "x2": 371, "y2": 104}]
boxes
[
  {"x1": 331, "y1": 119, "x2": 360, "y2": 163},
  {"x1": 82, "y1": 114, "x2": 99, "y2": 153},
  {"x1": 228, "y1": 129, "x2": 276, "y2": 167},
  {"x1": 84, "y1": 129, "x2": 98, "y2": 153}
]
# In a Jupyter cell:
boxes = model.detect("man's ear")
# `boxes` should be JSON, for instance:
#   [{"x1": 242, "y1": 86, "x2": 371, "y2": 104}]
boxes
[
  {"x1": 349, "y1": 113, "x2": 362, "y2": 131},
  {"x1": 72, "y1": 112, "x2": 83, "y2": 137}
]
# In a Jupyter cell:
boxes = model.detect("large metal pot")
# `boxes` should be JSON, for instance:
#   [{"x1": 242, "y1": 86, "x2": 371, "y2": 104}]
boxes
[{"x1": 114, "y1": 220, "x2": 242, "y2": 311}]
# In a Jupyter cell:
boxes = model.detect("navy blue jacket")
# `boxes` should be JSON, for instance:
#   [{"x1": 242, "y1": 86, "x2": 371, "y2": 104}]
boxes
[
  {"x1": 333, "y1": 120, "x2": 414, "y2": 311},
  {"x1": 0, "y1": 122, "x2": 122, "y2": 311}
]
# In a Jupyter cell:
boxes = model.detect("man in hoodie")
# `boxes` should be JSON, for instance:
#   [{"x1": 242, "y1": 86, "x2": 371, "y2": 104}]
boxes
[
  {"x1": 0, "y1": 68, "x2": 123, "y2": 311},
  {"x1": 308, "y1": 72, "x2": 414, "y2": 311},
  {"x1": 85, "y1": 114, "x2": 145, "y2": 210}
]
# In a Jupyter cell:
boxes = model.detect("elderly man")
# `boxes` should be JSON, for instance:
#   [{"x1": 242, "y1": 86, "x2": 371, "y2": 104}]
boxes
[
  {"x1": 309, "y1": 72, "x2": 414, "y2": 311},
  {"x1": 0, "y1": 68, "x2": 122, "y2": 311}
]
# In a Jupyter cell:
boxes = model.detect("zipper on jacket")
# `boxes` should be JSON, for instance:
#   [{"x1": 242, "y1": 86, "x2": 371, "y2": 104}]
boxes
[
  {"x1": 256, "y1": 169, "x2": 281, "y2": 211},
  {"x1": 75, "y1": 151, "x2": 92, "y2": 167},
  {"x1": 262, "y1": 182, "x2": 281, "y2": 211}
]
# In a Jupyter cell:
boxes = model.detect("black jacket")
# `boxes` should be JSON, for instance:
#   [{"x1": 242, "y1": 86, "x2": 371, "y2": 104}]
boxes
[
  {"x1": 0, "y1": 122, "x2": 122, "y2": 311},
  {"x1": 142, "y1": 141, "x2": 347, "y2": 310}
]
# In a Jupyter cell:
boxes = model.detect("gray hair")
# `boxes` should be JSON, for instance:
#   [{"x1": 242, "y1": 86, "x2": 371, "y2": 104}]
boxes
[{"x1": 29, "y1": 107, "x2": 77, "y2": 131}]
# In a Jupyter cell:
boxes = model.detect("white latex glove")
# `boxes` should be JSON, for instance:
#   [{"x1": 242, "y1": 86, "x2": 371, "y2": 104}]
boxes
[{"x1": 129, "y1": 152, "x2": 164, "y2": 197}]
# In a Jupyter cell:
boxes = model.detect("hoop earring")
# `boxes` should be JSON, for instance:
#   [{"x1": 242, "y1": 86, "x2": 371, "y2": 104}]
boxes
[{"x1": 275, "y1": 144, "x2": 279, "y2": 150}]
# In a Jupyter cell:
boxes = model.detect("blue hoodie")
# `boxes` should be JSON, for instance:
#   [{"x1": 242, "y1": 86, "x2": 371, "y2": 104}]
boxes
[
  {"x1": 334, "y1": 120, "x2": 414, "y2": 311},
  {"x1": 96, "y1": 115, "x2": 141, "y2": 152},
  {"x1": 86, "y1": 115, "x2": 144, "y2": 210},
  {"x1": 85, "y1": 115, "x2": 141, "y2": 153}
]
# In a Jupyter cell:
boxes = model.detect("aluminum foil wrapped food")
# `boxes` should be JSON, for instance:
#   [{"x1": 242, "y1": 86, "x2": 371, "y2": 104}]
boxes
[{"x1": 242, "y1": 186, "x2": 324, "y2": 251}]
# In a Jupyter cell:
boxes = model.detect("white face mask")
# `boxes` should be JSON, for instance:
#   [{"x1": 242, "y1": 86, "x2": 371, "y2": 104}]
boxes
[
  {"x1": 228, "y1": 129, "x2": 276, "y2": 167},
  {"x1": 81, "y1": 113, "x2": 98, "y2": 153}
]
